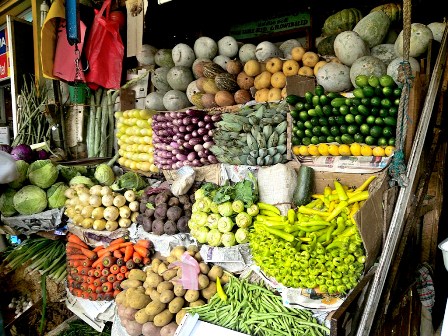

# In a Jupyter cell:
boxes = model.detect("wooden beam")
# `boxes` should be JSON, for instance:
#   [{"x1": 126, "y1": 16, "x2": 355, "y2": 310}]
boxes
[{"x1": 31, "y1": 0, "x2": 41, "y2": 81}]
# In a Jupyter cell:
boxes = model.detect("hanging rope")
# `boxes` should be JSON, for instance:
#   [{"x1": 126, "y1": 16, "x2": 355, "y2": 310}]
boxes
[{"x1": 388, "y1": 0, "x2": 412, "y2": 187}]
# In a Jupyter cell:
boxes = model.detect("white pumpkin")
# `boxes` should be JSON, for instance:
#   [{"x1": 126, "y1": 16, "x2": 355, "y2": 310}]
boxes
[
  {"x1": 136, "y1": 44, "x2": 158, "y2": 66},
  {"x1": 239, "y1": 43, "x2": 257, "y2": 63},
  {"x1": 316, "y1": 62, "x2": 352, "y2": 92},
  {"x1": 213, "y1": 55, "x2": 231, "y2": 70},
  {"x1": 350, "y1": 56, "x2": 387, "y2": 87},
  {"x1": 166, "y1": 66, "x2": 194, "y2": 91},
  {"x1": 427, "y1": 22, "x2": 446, "y2": 43},
  {"x1": 387, "y1": 57, "x2": 421, "y2": 87},
  {"x1": 194, "y1": 36, "x2": 218, "y2": 59},
  {"x1": 154, "y1": 49, "x2": 174, "y2": 68},
  {"x1": 279, "y1": 39, "x2": 302, "y2": 59},
  {"x1": 186, "y1": 80, "x2": 201, "y2": 104},
  {"x1": 394, "y1": 23, "x2": 433, "y2": 58},
  {"x1": 217, "y1": 36, "x2": 239, "y2": 58},
  {"x1": 151, "y1": 67, "x2": 172, "y2": 92},
  {"x1": 334, "y1": 31, "x2": 370, "y2": 66},
  {"x1": 255, "y1": 41, "x2": 283, "y2": 62},
  {"x1": 163, "y1": 90, "x2": 190, "y2": 111},
  {"x1": 370, "y1": 44, "x2": 397, "y2": 66},
  {"x1": 172, "y1": 43, "x2": 196, "y2": 67},
  {"x1": 145, "y1": 92, "x2": 166, "y2": 111}
]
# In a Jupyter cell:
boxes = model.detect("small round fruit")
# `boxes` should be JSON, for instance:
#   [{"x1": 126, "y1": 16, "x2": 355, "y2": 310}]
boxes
[
  {"x1": 385, "y1": 146, "x2": 395, "y2": 157},
  {"x1": 234, "y1": 89, "x2": 252, "y2": 104},
  {"x1": 361, "y1": 145, "x2": 373, "y2": 156},
  {"x1": 283, "y1": 59, "x2": 300, "y2": 76},
  {"x1": 350, "y1": 143, "x2": 362, "y2": 156},
  {"x1": 372, "y1": 146, "x2": 386, "y2": 156},
  {"x1": 328, "y1": 144, "x2": 340, "y2": 156},
  {"x1": 307, "y1": 144, "x2": 320, "y2": 156},
  {"x1": 298, "y1": 145, "x2": 310, "y2": 156},
  {"x1": 291, "y1": 46, "x2": 306, "y2": 61},
  {"x1": 318, "y1": 143, "x2": 330, "y2": 156},
  {"x1": 338, "y1": 144, "x2": 351, "y2": 156}
]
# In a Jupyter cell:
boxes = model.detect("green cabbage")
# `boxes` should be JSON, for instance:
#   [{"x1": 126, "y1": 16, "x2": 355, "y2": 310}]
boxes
[
  {"x1": 47, "y1": 182, "x2": 69, "y2": 209},
  {"x1": 235, "y1": 212, "x2": 252, "y2": 228},
  {"x1": 207, "y1": 228, "x2": 222, "y2": 247},
  {"x1": 57, "y1": 165, "x2": 87, "y2": 182},
  {"x1": 0, "y1": 188, "x2": 17, "y2": 217},
  {"x1": 217, "y1": 201, "x2": 234, "y2": 217},
  {"x1": 231, "y1": 200, "x2": 245, "y2": 214},
  {"x1": 217, "y1": 216, "x2": 234, "y2": 233},
  {"x1": 8, "y1": 160, "x2": 29, "y2": 189},
  {"x1": 222, "y1": 232, "x2": 236, "y2": 247},
  {"x1": 28, "y1": 159, "x2": 58, "y2": 189},
  {"x1": 235, "y1": 228, "x2": 249, "y2": 244},
  {"x1": 13, "y1": 185, "x2": 48, "y2": 215},
  {"x1": 94, "y1": 164, "x2": 115, "y2": 186},
  {"x1": 69, "y1": 176, "x2": 95, "y2": 188},
  {"x1": 111, "y1": 171, "x2": 147, "y2": 191}
]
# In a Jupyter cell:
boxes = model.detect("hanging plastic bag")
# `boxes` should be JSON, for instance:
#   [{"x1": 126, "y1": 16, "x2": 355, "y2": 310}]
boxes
[
  {"x1": 83, "y1": 0, "x2": 124, "y2": 90},
  {"x1": 52, "y1": 19, "x2": 87, "y2": 82}
]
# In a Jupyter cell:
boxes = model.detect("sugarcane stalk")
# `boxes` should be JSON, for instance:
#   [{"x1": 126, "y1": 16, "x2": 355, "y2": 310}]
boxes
[{"x1": 99, "y1": 90, "x2": 109, "y2": 157}]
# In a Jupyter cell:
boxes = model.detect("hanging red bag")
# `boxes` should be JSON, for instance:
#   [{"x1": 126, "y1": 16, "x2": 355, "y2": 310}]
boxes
[{"x1": 84, "y1": 0, "x2": 124, "y2": 90}]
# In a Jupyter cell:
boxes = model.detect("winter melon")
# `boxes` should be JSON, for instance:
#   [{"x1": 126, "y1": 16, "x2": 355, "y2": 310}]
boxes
[
  {"x1": 151, "y1": 67, "x2": 172, "y2": 91},
  {"x1": 255, "y1": 41, "x2": 283, "y2": 62},
  {"x1": 239, "y1": 44, "x2": 257, "y2": 63},
  {"x1": 166, "y1": 66, "x2": 194, "y2": 91},
  {"x1": 316, "y1": 62, "x2": 352, "y2": 92},
  {"x1": 194, "y1": 37, "x2": 218, "y2": 59},
  {"x1": 163, "y1": 90, "x2": 190, "y2": 111},
  {"x1": 186, "y1": 80, "x2": 201, "y2": 104},
  {"x1": 213, "y1": 55, "x2": 231, "y2": 70},
  {"x1": 217, "y1": 36, "x2": 239, "y2": 58},
  {"x1": 145, "y1": 92, "x2": 166, "y2": 111},
  {"x1": 172, "y1": 43, "x2": 196, "y2": 67},
  {"x1": 136, "y1": 44, "x2": 157, "y2": 65},
  {"x1": 370, "y1": 44, "x2": 397, "y2": 66},
  {"x1": 427, "y1": 22, "x2": 446, "y2": 43},
  {"x1": 387, "y1": 57, "x2": 420, "y2": 87},
  {"x1": 334, "y1": 31, "x2": 370, "y2": 66},
  {"x1": 154, "y1": 49, "x2": 174, "y2": 68},
  {"x1": 349, "y1": 56, "x2": 387, "y2": 87},
  {"x1": 353, "y1": 11, "x2": 391, "y2": 48},
  {"x1": 394, "y1": 23, "x2": 434, "y2": 58}
]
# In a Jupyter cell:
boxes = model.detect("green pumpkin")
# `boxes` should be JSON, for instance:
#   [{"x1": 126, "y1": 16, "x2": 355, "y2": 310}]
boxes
[
  {"x1": 214, "y1": 73, "x2": 239, "y2": 92},
  {"x1": 317, "y1": 34, "x2": 338, "y2": 56},
  {"x1": 322, "y1": 8, "x2": 363, "y2": 36},
  {"x1": 370, "y1": 3, "x2": 402, "y2": 24}
]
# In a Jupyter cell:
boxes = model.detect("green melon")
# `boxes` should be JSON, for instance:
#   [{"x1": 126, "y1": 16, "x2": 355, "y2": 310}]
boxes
[
  {"x1": 322, "y1": 8, "x2": 363, "y2": 36},
  {"x1": 353, "y1": 11, "x2": 391, "y2": 48},
  {"x1": 317, "y1": 34, "x2": 337, "y2": 56},
  {"x1": 151, "y1": 67, "x2": 172, "y2": 91},
  {"x1": 154, "y1": 49, "x2": 175, "y2": 68}
]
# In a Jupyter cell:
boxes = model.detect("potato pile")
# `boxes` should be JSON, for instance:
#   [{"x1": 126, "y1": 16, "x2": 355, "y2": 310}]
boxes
[
  {"x1": 65, "y1": 184, "x2": 140, "y2": 231},
  {"x1": 115, "y1": 245, "x2": 226, "y2": 336},
  {"x1": 136, "y1": 187, "x2": 197, "y2": 235}
]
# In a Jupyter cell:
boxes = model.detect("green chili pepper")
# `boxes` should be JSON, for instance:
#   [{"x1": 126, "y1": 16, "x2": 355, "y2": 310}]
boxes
[
  {"x1": 326, "y1": 279, "x2": 334, "y2": 286},
  {"x1": 332, "y1": 270, "x2": 342, "y2": 279},
  {"x1": 325, "y1": 200, "x2": 349, "y2": 222},
  {"x1": 337, "y1": 264, "x2": 349, "y2": 273},
  {"x1": 263, "y1": 225, "x2": 295, "y2": 242},
  {"x1": 357, "y1": 256, "x2": 366, "y2": 263},
  {"x1": 325, "y1": 261, "x2": 335, "y2": 271},
  {"x1": 333, "y1": 278, "x2": 342, "y2": 286}
]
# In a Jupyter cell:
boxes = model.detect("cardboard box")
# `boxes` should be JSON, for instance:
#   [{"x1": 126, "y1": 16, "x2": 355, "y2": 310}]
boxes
[{"x1": 287, "y1": 161, "x2": 390, "y2": 271}]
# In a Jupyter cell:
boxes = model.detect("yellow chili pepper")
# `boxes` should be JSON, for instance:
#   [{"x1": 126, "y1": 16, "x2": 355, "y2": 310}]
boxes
[
  {"x1": 257, "y1": 202, "x2": 280, "y2": 215},
  {"x1": 260, "y1": 210, "x2": 283, "y2": 218},
  {"x1": 287, "y1": 209, "x2": 296, "y2": 224},
  {"x1": 349, "y1": 202, "x2": 360, "y2": 225},
  {"x1": 298, "y1": 206, "x2": 331, "y2": 218},
  {"x1": 216, "y1": 276, "x2": 227, "y2": 302},
  {"x1": 354, "y1": 175, "x2": 376, "y2": 193},
  {"x1": 325, "y1": 200, "x2": 348, "y2": 222},
  {"x1": 334, "y1": 180, "x2": 348, "y2": 201},
  {"x1": 324, "y1": 186, "x2": 332, "y2": 197},
  {"x1": 347, "y1": 191, "x2": 369, "y2": 204}
]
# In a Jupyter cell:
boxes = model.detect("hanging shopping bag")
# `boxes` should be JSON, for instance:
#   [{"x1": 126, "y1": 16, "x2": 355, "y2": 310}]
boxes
[
  {"x1": 84, "y1": 0, "x2": 124, "y2": 90},
  {"x1": 52, "y1": 19, "x2": 87, "y2": 82}
]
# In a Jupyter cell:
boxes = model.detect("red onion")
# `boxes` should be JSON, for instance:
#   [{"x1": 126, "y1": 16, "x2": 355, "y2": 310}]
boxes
[{"x1": 211, "y1": 114, "x2": 221, "y2": 122}]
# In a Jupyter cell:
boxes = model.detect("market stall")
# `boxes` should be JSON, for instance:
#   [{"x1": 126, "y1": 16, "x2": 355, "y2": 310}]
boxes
[{"x1": 0, "y1": 0, "x2": 447, "y2": 335}]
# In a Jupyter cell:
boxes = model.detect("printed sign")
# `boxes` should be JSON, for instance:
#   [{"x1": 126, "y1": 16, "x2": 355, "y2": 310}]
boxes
[
  {"x1": 230, "y1": 12, "x2": 311, "y2": 40},
  {"x1": 0, "y1": 29, "x2": 9, "y2": 80}
]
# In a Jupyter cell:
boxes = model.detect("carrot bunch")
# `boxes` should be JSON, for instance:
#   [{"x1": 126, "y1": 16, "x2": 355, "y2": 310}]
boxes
[{"x1": 66, "y1": 234, "x2": 154, "y2": 301}]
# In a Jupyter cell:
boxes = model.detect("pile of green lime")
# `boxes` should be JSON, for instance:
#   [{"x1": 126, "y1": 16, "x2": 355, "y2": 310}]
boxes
[{"x1": 288, "y1": 74, "x2": 400, "y2": 147}]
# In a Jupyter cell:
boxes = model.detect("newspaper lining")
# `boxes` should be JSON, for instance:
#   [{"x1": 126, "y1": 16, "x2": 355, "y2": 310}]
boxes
[{"x1": 1, "y1": 208, "x2": 65, "y2": 235}]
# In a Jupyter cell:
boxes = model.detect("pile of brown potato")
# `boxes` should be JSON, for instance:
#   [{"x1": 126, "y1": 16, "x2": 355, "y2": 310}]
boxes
[{"x1": 115, "y1": 245, "x2": 227, "y2": 336}]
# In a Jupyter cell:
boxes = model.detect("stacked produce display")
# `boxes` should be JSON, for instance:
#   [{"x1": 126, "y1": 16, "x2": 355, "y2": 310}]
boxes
[{"x1": 3, "y1": 2, "x2": 446, "y2": 335}]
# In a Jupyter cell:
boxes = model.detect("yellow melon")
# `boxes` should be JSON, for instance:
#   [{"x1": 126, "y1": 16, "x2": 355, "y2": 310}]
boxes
[
  {"x1": 254, "y1": 71, "x2": 272, "y2": 90},
  {"x1": 255, "y1": 88, "x2": 269, "y2": 102},
  {"x1": 268, "y1": 87, "x2": 282, "y2": 101},
  {"x1": 302, "y1": 51, "x2": 320, "y2": 67},
  {"x1": 266, "y1": 57, "x2": 283, "y2": 74},
  {"x1": 244, "y1": 59, "x2": 262, "y2": 77},
  {"x1": 271, "y1": 71, "x2": 287, "y2": 89},
  {"x1": 282, "y1": 59, "x2": 300, "y2": 76},
  {"x1": 291, "y1": 46, "x2": 306, "y2": 62},
  {"x1": 298, "y1": 66, "x2": 314, "y2": 77}
]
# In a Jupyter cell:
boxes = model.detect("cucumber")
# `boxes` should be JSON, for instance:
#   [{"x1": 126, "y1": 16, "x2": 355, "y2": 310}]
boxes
[{"x1": 292, "y1": 165, "x2": 314, "y2": 207}]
